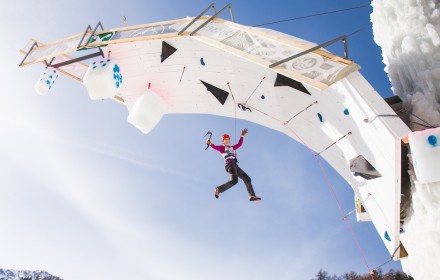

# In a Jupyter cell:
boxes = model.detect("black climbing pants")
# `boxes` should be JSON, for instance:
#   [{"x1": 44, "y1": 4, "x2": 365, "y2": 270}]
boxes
[{"x1": 217, "y1": 163, "x2": 256, "y2": 197}]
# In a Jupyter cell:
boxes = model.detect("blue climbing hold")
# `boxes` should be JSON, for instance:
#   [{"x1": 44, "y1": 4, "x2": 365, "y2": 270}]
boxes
[
  {"x1": 261, "y1": 95, "x2": 265, "y2": 99},
  {"x1": 344, "y1": 108, "x2": 349, "y2": 115},
  {"x1": 200, "y1": 58, "x2": 205, "y2": 66},
  {"x1": 384, "y1": 231, "x2": 391, "y2": 241},
  {"x1": 317, "y1": 113, "x2": 323, "y2": 123},
  {"x1": 428, "y1": 135, "x2": 437, "y2": 147}
]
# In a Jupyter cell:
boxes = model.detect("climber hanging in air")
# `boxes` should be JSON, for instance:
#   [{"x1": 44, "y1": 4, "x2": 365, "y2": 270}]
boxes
[{"x1": 206, "y1": 128, "x2": 261, "y2": 202}]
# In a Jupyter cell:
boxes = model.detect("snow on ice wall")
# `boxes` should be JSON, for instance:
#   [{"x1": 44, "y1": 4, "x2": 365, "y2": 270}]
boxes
[
  {"x1": 83, "y1": 59, "x2": 123, "y2": 100},
  {"x1": 371, "y1": 0, "x2": 440, "y2": 278},
  {"x1": 371, "y1": 0, "x2": 440, "y2": 130},
  {"x1": 409, "y1": 127, "x2": 440, "y2": 183}
]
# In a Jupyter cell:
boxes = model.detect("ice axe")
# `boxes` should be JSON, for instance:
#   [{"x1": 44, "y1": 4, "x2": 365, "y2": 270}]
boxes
[{"x1": 204, "y1": 131, "x2": 212, "y2": 150}]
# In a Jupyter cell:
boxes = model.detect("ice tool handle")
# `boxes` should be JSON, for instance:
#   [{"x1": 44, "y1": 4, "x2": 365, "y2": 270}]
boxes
[{"x1": 204, "y1": 131, "x2": 212, "y2": 150}]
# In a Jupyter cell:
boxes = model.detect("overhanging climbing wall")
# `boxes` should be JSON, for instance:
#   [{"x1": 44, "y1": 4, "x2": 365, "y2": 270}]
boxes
[{"x1": 19, "y1": 15, "x2": 411, "y2": 259}]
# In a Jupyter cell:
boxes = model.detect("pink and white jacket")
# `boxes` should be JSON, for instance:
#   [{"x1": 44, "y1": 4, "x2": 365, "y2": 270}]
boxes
[{"x1": 210, "y1": 136, "x2": 244, "y2": 163}]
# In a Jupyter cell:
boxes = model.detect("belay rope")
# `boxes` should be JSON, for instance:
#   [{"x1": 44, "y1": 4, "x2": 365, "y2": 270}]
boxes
[
  {"x1": 215, "y1": 5, "x2": 401, "y2": 274},
  {"x1": 227, "y1": 82, "x2": 238, "y2": 146},
  {"x1": 241, "y1": 101, "x2": 375, "y2": 279}
]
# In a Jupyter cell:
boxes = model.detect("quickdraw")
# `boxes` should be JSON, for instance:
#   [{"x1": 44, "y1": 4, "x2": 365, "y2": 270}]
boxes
[{"x1": 238, "y1": 103, "x2": 252, "y2": 112}]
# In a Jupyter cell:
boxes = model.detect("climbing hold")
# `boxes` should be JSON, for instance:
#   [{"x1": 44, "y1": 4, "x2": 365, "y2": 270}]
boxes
[
  {"x1": 200, "y1": 58, "x2": 205, "y2": 66},
  {"x1": 428, "y1": 135, "x2": 437, "y2": 147},
  {"x1": 261, "y1": 95, "x2": 265, "y2": 99},
  {"x1": 160, "y1": 41, "x2": 177, "y2": 63},
  {"x1": 384, "y1": 231, "x2": 391, "y2": 241},
  {"x1": 344, "y1": 108, "x2": 349, "y2": 115},
  {"x1": 317, "y1": 113, "x2": 323, "y2": 123},
  {"x1": 238, "y1": 103, "x2": 252, "y2": 112}
]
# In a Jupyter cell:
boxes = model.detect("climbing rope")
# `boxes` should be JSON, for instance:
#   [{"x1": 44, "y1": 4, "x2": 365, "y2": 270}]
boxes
[
  {"x1": 244, "y1": 76, "x2": 266, "y2": 105},
  {"x1": 242, "y1": 103, "x2": 374, "y2": 278},
  {"x1": 227, "y1": 82, "x2": 238, "y2": 145}
]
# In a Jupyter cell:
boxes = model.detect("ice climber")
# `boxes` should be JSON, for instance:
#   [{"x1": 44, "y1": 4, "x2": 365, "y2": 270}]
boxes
[{"x1": 206, "y1": 128, "x2": 261, "y2": 202}]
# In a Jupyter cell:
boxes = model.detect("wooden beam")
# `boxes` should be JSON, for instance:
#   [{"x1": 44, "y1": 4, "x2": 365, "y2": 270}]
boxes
[{"x1": 192, "y1": 35, "x2": 328, "y2": 91}]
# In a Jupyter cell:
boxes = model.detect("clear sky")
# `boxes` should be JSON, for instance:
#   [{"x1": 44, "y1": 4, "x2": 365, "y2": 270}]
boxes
[{"x1": 0, "y1": 0, "x2": 403, "y2": 279}]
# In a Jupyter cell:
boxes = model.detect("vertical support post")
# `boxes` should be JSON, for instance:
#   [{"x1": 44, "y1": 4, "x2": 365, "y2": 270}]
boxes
[
  {"x1": 178, "y1": 3, "x2": 217, "y2": 35},
  {"x1": 77, "y1": 21, "x2": 105, "y2": 49},
  {"x1": 45, "y1": 57, "x2": 56, "y2": 67},
  {"x1": 343, "y1": 37, "x2": 349, "y2": 59},
  {"x1": 269, "y1": 35, "x2": 348, "y2": 68},
  {"x1": 19, "y1": 41, "x2": 39, "y2": 66},
  {"x1": 77, "y1": 25, "x2": 93, "y2": 48},
  {"x1": 190, "y1": 3, "x2": 233, "y2": 36},
  {"x1": 228, "y1": 4, "x2": 235, "y2": 22}
]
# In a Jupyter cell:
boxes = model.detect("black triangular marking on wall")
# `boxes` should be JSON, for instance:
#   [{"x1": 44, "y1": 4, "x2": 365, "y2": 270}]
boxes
[
  {"x1": 201, "y1": 80, "x2": 229, "y2": 105},
  {"x1": 350, "y1": 155, "x2": 382, "y2": 180},
  {"x1": 161, "y1": 41, "x2": 177, "y2": 63},
  {"x1": 274, "y1": 73, "x2": 310, "y2": 95}
]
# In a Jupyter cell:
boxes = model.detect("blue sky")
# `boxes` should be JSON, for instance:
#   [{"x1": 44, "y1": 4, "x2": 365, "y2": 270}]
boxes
[{"x1": 1, "y1": 0, "x2": 402, "y2": 279}]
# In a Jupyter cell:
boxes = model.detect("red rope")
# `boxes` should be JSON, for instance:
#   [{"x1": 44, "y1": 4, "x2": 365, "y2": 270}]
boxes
[
  {"x1": 235, "y1": 100, "x2": 237, "y2": 143},
  {"x1": 315, "y1": 156, "x2": 373, "y2": 277},
  {"x1": 246, "y1": 103, "x2": 373, "y2": 278}
]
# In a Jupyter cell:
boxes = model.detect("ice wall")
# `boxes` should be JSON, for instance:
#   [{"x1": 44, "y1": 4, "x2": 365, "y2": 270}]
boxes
[{"x1": 371, "y1": 0, "x2": 440, "y2": 278}]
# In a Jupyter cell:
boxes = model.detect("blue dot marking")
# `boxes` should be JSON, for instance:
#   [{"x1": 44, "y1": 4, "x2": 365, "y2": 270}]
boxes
[
  {"x1": 200, "y1": 58, "x2": 205, "y2": 66},
  {"x1": 428, "y1": 135, "x2": 437, "y2": 147},
  {"x1": 344, "y1": 108, "x2": 349, "y2": 115},
  {"x1": 317, "y1": 113, "x2": 323, "y2": 123},
  {"x1": 384, "y1": 231, "x2": 391, "y2": 241}
]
